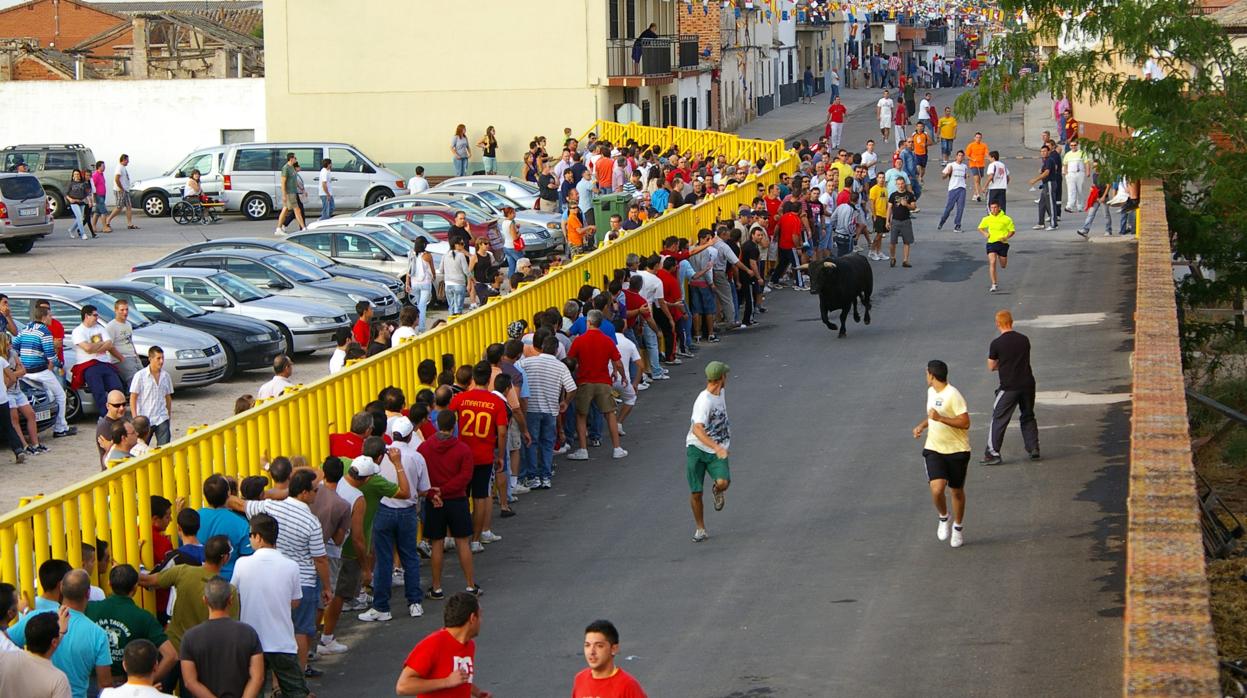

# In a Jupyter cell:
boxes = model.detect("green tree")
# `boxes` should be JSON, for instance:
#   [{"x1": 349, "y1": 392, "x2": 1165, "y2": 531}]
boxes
[{"x1": 955, "y1": 1, "x2": 1247, "y2": 357}]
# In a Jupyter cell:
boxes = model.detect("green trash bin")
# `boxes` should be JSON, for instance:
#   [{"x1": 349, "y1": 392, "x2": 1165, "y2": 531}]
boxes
[{"x1": 592, "y1": 193, "x2": 632, "y2": 243}]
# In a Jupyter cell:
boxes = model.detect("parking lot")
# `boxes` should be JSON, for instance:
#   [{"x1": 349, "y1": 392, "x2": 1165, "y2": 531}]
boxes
[{"x1": 0, "y1": 209, "x2": 427, "y2": 511}]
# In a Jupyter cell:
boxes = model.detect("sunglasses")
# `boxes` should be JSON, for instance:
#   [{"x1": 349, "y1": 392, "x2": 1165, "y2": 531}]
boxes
[{"x1": 108, "y1": 402, "x2": 126, "y2": 408}]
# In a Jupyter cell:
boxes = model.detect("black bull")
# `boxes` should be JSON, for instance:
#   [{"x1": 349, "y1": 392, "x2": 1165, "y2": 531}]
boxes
[{"x1": 801, "y1": 254, "x2": 873, "y2": 337}]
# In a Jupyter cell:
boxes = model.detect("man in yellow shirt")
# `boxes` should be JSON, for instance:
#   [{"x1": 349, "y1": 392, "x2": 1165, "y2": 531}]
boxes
[
  {"x1": 867, "y1": 173, "x2": 891, "y2": 261},
  {"x1": 937, "y1": 106, "x2": 958, "y2": 164},
  {"x1": 912, "y1": 359, "x2": 971, "y2": 548},
  {"x1": 830, "y1": 151, "x2": 855, "y2": 194},
  {"x1": 978, "y1": 201, "x2": 1015, "y2": 293}
]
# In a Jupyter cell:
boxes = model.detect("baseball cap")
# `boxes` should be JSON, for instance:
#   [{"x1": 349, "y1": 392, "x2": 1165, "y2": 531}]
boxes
[
  {"x1": 705, "y1": 361, "x2": 730, "y2": 381},
  {"x1": 388, "y1": 415, "x2": 414, "y2": 439},
  {"x1": 350, "y1": 455, "x2": 381, "y2": 478},
  {"x1": 738, "y1": 206, "x2": 753, "y2": 216}
]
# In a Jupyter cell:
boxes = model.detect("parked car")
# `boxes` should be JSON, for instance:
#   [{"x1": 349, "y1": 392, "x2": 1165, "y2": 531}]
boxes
[
  {"x1": 18, "y1": 377, "x2": 58, "y2": 433},
  {"x1": 286, "y1": 226, "x2": 417, "y2": 279},
  {"x1": 427, "y1": 185, "x2": 564, "y2": 236},
  {"x1": 434, "y1": 175, "x2": 540, "y2": 208},
  {"x1": 131, "y1": 142, "x2": 405, "y2": 220},
  {"x1": 88, "y1": 280, "x2": 286, "y2": 379},
  {"x1": 0, "y1": 173, "x2": 54, "y2": 254},
  {"x1": 123, "y1": 268, "x2": 350, "y2": 354},
  {"x1": 1, "y1": 143, "x2": 95, "y2": 218},
  {"x1": 357, "y1": 196, "x2": 559, "y2": 257},
  {"x1": 0, "y1": 284, "x2": 228, "y2": 420},
  {"x1": 131, "y1": 237, "x2": 406, "y2": 300},
  {"x1": 307, "y1": 215, "x2": 439, "y2": 247},
  {"x1": 150, "y1": 249, "x2": 401, "y2": 320}
]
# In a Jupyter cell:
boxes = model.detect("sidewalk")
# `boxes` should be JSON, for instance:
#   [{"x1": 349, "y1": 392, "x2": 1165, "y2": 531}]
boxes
[{"x1": 733, "y1": 86, "x2": 881, "y2": 143}]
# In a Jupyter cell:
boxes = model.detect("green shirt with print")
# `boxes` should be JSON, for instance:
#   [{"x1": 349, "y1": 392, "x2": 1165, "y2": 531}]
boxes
[{"x1": 86, "y1": 594, "x2": 168, "y2": 678}]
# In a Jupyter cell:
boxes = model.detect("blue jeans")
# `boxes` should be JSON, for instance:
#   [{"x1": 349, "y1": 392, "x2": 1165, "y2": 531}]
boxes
[
  {"x1": 445, "y1": 284, "x2": 466, "y2": 315},
  {"x1": 371, "y1": 505, "x2": 422, "y2": 611},
  {"x1": 69, "y1": 203, "x2": 87, "y2": 237},
  {"x1": 939, "y1": 187, "x2": 966, "y2": 229},
  {"x1": 153, "y1": 420, "x2": 171, "y2": 445},
  {"x1": 638, "y1": 324, "x2": 665, "y2": 378},
  {"x1": 676, "y1": 314, "x2": 693, "y2": 351},
  {"x1": 83, "y1": 363, "x2": 123, "y2": 415},
  {"x1": 941, "y1": 138, "x2": 955, "y2": 159},
  {"x1": 453, "y1": 158, "x2": 468, "y2": 176},
  {"x1": 413, "y1": 283, "x2": 433, "y2": 331},
  {"x1": 319, "y1": 195, "x2": 335, "y2": 220},
  {"x1": 828, "y1": 84, "x2": 840, "y2": 102},
  {"x1": 503, "y1": 248, "x2": 524, "y2": 277},
  {"x1": 1082, "y1": 201, "x2": 1113, "y2": 233},
  {"x1": 522, "y1": 411, "x2": 557, "y2": 480}
]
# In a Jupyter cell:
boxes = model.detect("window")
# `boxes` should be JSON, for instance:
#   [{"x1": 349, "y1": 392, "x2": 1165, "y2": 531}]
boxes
[
  {"x1": 43, "y1": 152, "x2": 79, "y2": 170},
  {"x1": 3, "y1": 152, "x2": 39, "y2": 172},
  {"x1": 609, "y1": 0, "x2": 620, "y2": 39},
  {"x1": 171, "y1": 277, "x2": 226, "y2": 306},
  {"x1": 690, "y1": 97, "x2": 698, "y2": 129},
  {"x1": 220, "y1": 129, "x2": 254, "y2": 145},
  {"x1": 178, "y1": 153, "x2": 215, "y2": 177},
  {"x1": 5, "y1": 297, "x2": 32, "y2": 321},
  {"x1": 233, "y1": 148, "x2": 276, "y2": 172},
  {"x1": 328, "y1": 147, "x2": 372, "y2": 174},
  {"x1": 293, "y1": 232, "x2": 334, "y2": 256},
  {"x1": 47, "y1": 301, "x2": 83, "y2": 329},
  {"x1": 641, "y1": 100, "x2": 651, "y2": 126},
  {"x1": 222, "y1": 259, "x2": 280, "y2": 286},
  {"x1": 284, "y1": 148, "x2": 322, "y2": 172},
  {"x1": 113, "y1": 292, "x2": 164, "y2": 319},
  {"x1": 0, "y1": 175, "x2": 44, "y2": 200},
  {"x1": 411, "y1": 214, "x2": 450, "y2": 234},
  {"x1": 337, "y1": 233, "x2": 384, "y2": 260}
]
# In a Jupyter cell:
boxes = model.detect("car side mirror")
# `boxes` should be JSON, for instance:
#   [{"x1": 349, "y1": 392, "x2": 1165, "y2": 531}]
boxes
[
  {"x1": 175, "y1": 170, "x2": 185, "y2": 178},
  {"x1": 211, "y1": 297, "x2": 230, "y2": 308},
  {"x1": 267, "y1": 280, "x2": 292, "y2": 290},
  {"x1": 372, "y1": 252, "x2": 387, "y2": 261}
]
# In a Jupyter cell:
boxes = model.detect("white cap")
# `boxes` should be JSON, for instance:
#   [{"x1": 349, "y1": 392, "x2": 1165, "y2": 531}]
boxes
[
  {"x1": 350, "y1": 455, "x2": 381, "y2": 478},
  {"x1": 388, "y1": 415, "x2": 414, "y2": 438}
]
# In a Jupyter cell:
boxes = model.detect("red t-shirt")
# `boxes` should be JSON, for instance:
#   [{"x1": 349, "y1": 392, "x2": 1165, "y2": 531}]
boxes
[
  {"x1": 49, "y1": 318, "x2": 65, "y2": 365},
  {"x1": 352, "y1": 319, "x2": 370, "y2": 347},
  {"x1": 778, "y1": 212, "x2": 802, "y2": 250},
  {"x1": 403, "y1": 628, "x2": 476, "y2": 698},
  {"x1": 329, "y1": 432, "x2": 365, "y2": 459},
  {"x1": 828, "y1": 104, "x2": 847, "y2": 123},
  {"x1": 153, "y1": 526, "x2": 173, "y2": 613},
  {"x1": 449, "y1": 389, "x2": 508, "y2": 464},
  {"x1": 656, "y1": 268, "x2": 684, "y2": 320},
  {"x1": 665, "y1": 167, "x2": 690, "y2": 184},
  {"x1": 571, "y1": 668, "x2": 648, "y2": 698},
  {"x1": 764, "y1": 197, "x2": 782, "y2": 236},
  {"x1": 568, "y1": 329, "x2": 620, "y2": 385},
  {"x1": 621, "y1": 290, "x2": 648, "y2": 330}
]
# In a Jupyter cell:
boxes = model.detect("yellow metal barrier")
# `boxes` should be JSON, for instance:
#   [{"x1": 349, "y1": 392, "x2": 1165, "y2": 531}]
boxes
[{"x1": 0, "y1": 122, "x2": 795, "y2": 610}]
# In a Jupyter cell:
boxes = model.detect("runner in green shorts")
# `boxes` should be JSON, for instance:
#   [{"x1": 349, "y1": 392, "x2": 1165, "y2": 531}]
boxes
[{"x1": 686, "y1": 361, "x2": 732, "y2": 542}]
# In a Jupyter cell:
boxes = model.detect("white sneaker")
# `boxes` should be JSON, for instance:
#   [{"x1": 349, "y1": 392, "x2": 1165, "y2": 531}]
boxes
[
  {"x1": 617, "y1": 425, "x2": 627, "y2": 436},
  {"x1": 990, "y1": 284, "x2": 998, "y2": 293},
  {"x1": 879, "y1": 253, "x2": 890, "y2": 261},
  {"x1": 443, "y1": 537, "x2": 456, "y2": 551},
  {"x1": 937, "y1": 517, "x2": 950, "y2": 541},
  {"x1": 612, "y1": 447, "x2": 629, "y2": 459},
  {"x1": 511, "y1": 483, "x2": 531, "y2": 495},
  {"x1": 693, "y1": 528, "x2": 709, "y2": 542},
  {"x1": 409, "y1": 603, "x2": 424, "y2": 618},
  {"x1": 481, "y1": 530, "x2": 502, "y2": 544},
  {"x1": 392, "y1": 568, "x2": 404, "y2": 585},
  {"x1": 274, "y1": 227, "x2": 286, "y2": 236},
  {"x1": 553, "y1": 443, "x2": 571, "y2": 455},
  {"x1": 567, "y1": 448, "x2": 589, "y2": 460},
  {"x1": 636, "y1": 382, "x2": 650, "y2": 391},
  {"x1": 469, "y1": 541, "x2": 485, "y2": 553},
  {"x1": 319, "y1": 637, "x2": 349, "y2": 654},
  {"x1": 950, "y1": 526, "x2": 964, "y2": 548},
  {"x1": 417, "y1": 539, "x2": 432, "y2": 557},
  {"x1": 357, "y1": 608, "x2": 392, "y2": 622}
]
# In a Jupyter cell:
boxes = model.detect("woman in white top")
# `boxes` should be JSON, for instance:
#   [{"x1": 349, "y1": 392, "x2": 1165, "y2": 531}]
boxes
[
  {"x1": 407, "y1": 238, "x2": 436, "y2": 332},
  {"x1": 183, "y1": 169, "x2": 203, "y2": 201},
  {"x1": 499, "y1": 206, "x2": 524, "y2": 276},
  {"x1": 440, "y1": 237, "x2": 471, "y2": 315}
]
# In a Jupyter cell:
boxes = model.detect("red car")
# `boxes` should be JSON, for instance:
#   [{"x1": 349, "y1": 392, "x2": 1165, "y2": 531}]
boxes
[{"x1": 379, "y1": 206, "x2": 501, "y2": 247}]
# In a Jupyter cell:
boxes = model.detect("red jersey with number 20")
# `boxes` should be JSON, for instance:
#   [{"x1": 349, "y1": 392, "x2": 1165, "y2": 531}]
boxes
[
  {"x1": 403, "y1": 628, "x2": 475, "y2": 698},
  {"x1": 450, "y1": 389, "x2": 508, "y2": 464},
  {"x1": 572, "y1": 668, "x2": 648, "y2": 698}
]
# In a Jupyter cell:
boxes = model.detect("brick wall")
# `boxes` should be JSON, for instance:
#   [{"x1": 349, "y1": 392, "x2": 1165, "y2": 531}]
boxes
[
  {"x1": 13, "y1": 56, "x2": 64, "y2": 80},
  {"x1": 677, "y1": 1, "x2": 721, "y2": 65},
  {"x1": 1125, "y1": 182, "x2": 1220, "y2": 696},
  {"x1": 0, "y1": 0, "x2": 125, "y2": 50}
]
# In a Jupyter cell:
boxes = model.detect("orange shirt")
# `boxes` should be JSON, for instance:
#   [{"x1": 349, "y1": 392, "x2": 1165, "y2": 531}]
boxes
[
  {"x1": 912, "y1": 131, "x2": 930, "y2": 156},
  {"x1": 594, "y1": 157, "x2": 614, "y2": 190},
  {"x1": 567, "y1": 209, "x2": 586, "y2": 246},
  {"x1": 966, "y1": 141, "x2": 988, "y2": 168}
]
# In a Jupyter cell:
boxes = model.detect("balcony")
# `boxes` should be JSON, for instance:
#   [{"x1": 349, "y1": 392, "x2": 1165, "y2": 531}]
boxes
[{"x1": 606, "y1": 35, "x2": 701, "y2": 86}]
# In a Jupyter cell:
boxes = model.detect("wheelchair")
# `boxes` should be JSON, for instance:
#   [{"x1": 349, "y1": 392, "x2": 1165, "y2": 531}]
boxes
[{"x1": 171, "y1": 196, "x2": 223, "y2": 225}]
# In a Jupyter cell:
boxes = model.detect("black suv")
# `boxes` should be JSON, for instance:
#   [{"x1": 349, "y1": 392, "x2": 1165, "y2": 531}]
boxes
[{"x1": 1, "y1": 144, "x2": 96, "y2": 218}]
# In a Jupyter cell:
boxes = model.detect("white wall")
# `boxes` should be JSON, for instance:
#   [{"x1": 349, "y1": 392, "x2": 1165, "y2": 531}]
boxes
[{"x1": 0, "y1": 78, "x2": 265, "y2": 182}]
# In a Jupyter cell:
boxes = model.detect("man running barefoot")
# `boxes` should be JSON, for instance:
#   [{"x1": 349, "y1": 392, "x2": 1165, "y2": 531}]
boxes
[
  {"x1": 912, "y1": 359, "x2": 971, "y2": 548},
  {"x1": 978, "y1": 201, "x2": 1015, "y2": 293},
  {"x1": 686, "y1": 361, "x2": 732, "y2": 543}
]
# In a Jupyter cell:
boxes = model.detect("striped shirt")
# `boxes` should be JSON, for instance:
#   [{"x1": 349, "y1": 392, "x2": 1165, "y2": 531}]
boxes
[
  {"x1": 517, "y1": 353, "x2": 577, "y2": 415},
  {"x1": 13, "y1": 322, "x2": 56, "y2": 370},
  {"x1": 245, "y1": 498, "x2": 326, "y2": 588}
]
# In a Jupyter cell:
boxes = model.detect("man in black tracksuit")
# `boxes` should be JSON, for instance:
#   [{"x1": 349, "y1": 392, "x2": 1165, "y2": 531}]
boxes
[{"x1": 982, "y1": 309, "x2": 1040, "y2": 464}]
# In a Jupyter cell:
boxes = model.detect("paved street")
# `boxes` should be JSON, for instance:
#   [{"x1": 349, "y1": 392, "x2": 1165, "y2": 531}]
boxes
[{"x1": 306, "y1": 99, "x2": 1130, "y2": 696}]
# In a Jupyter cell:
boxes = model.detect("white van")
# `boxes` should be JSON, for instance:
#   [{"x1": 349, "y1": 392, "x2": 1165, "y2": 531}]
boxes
[{"x1": 129, "y1": 142, "x2": 405, "y2": 220}]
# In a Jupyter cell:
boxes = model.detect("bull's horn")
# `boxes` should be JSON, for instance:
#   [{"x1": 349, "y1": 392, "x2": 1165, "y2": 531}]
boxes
[{"x1": 796, "y1": 264, "x2": 809, "y2": 270}]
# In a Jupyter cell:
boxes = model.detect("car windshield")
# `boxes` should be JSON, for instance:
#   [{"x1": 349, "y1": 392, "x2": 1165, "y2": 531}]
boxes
[
  {"x1": 274, "y1": 241, "x2": 333, "y2": 269},
  {"x1": 211, "y1": 273, "x2": 269, "y2": 302},
  {"x1": 474, "y1": 189, "x2": 526, "y2": 210},
  {"x1": 508, "y1": 180, "x2": 540, "y2": 195},
  {"x1": 387, "y1": 219, "x2": 436, "y2": 243},
  {"x1": 265, "y1": 255, "x2": 331, "y2": 282},
  {"x1": 372, "y1": 229, "x2": 412, "y2": 257},
  {"x1": 454, "y1": 207, "x2": 492, "y2": 225},
  {"x1": 84, "y1": 293, "x2": 153, "y2": 328},
  {"x1": 147, "y1": 285, "x2": 207, "y2": 318}
]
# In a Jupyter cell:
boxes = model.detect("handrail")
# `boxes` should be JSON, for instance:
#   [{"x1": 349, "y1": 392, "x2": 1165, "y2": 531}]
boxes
[
  {"x1": 1, "y1": 121, "x2": 796, "y2": 610},
  {"x1": 1185, "y1": 387, "x2": 1247, "y2": 427}
]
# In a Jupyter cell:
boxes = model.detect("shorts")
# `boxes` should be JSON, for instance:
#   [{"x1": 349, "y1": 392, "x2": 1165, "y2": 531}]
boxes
[
  {"x1": 916, "y1": 154, "x2": 928, "y2": 167},
  {"x1": 469, "y1": 463, "x2": 493, "y2": 499},
  {"x1": 93, "y1": 194, "x2": 109, "y2": 214},
  {"x1": 574, "y1": 382, "x2": 616, "y2": 415},
  {"x1": 969, "y1": 166, "x2": 985, "y2": 178},
  {"x1": 986, "y1": 241, "x2": 1010, "y2": 257},
  {"x1": 879, "y1": 120, "x2": 892, "y2": 131},
  {"x1": 7, "y1": 388, "x2": 28, "y2": 407},
  {"x1": 687, "y1": 284, "x2": 716, "y2": 315},
  {"x1": 114, "y1": 191, "x2": 132, "y2": 211},
  {"x1": 873, "y1": 216, "x2": 888, "y2": 235},
  {"x1": 423, "y1": 497, "x2": 473, "y2": 539},
  {"x1": 923, "y1": 449, "x2": 970, "y2": 489},
  {"x1": 506, "y1": 422, "x2": 521, "y2": 451},
  {"x1": 334, "y1": 556, "x2": 362, "y2": 599},
  {"x1": 765, "y1": 241, "x2": 778, "y2": 262},
  {"x1": 291, "y1": 580, "x2": 320, "y2": 636},
  {"x1": 613, "y1": 378, "x2": 637, "y2": 406},
  {"x1": 327, "y1": 556, "x2": 342, "y2": 594},
  {"x1": 686, "y1": 445, "x2": 731, "y2": 493},
  {"x1": 889, "y1": 218, "x2": 914, "y2": 245}
]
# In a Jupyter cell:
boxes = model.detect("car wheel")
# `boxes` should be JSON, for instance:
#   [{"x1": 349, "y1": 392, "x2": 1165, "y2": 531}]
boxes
[
  {"x1": 142, "y1": 192, "x2": 169, "y2": 217},
  {"x1": 64, "y1": 388, "x2": 83, "y2": 422},
  {"x1": 242, "y1": 193, "x2": 273, "y2": 221},
  {"x1": 272, "y1": 323, "x2": 295, "y2": 356},
  {"x1": 45, "y1": 188, "x2": 65, "y2": 218},
  {"x1": 365, "y1": 188, "x2": 394, "y2": 207},
  {"x1": 221, "y1": 344, "x2": 238, "y2": 381},
  {"x1": 4, "y1": 239, "x2": 35, "y2": 254}
]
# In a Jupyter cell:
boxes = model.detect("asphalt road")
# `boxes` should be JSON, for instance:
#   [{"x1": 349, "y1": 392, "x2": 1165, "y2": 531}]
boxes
[{"x1": 305, "y1": 99, "x2": 1131, "y2": 696}]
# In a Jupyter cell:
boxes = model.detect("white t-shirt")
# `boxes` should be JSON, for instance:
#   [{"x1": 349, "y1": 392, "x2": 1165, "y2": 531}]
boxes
[
  {"x1": 115, "y1": 165, "x2": 131, "y2": 192},
  {"x1": 615, "y1": 334, "x2": 640, "y2": 385},
  {"x1": 319, "y1": 167, "x2": 332, "y2": 196},
  {"x1": 500, "y1": 219, "x2": 519, "y2": 250},
  {"x1": 129, "y1": 368, "x2": 174, "y2": 425},
  {"x1": 257, "y1": 375, "x2": 294, "y2": 400},
  {"x1": 380, "y1": 440, "x2": 431, "y2": 509},
  {"x1": 943, "y1": 162, "x2": 968, "y2": 190},
  {"x1": 636, "y1": 270, "x2": 663, "y2": 303},
  {"x1": 72, "y1": 322, "x2": 114, "y2": 363},
  {"x1": 686, "y1": 388, "x2": 730, "y2": 452},
  {"x1": 230, "y1": 547, "x2": 301, "y2": 654},
  {"x1": 100, "y1": 684, "x2": 176, "y2": 698},
  {"x1": 408, "y1": 176, "x2": 429, "y2": 194},
  {"x1": 925, "y1": 384, "x2": 971, "y2": 454},
  {"x1": 328, "y1": 348, "x2": 346, "y2": 374},
  {"x1": 876, "y1": 98, "x2": 894, "y2": 125},
  {"x1": 919, "y1": 98, "x2": 932, "y2": 120},
  {"x1": 860, "y1": 150, "x2": 879, "y2": 177},
  {"x1": 391, "y1": 326, "x2": 417, "y2": 347},
  {"x1": 986, "y1": 161, "x2": 1009, "y2": 190},
  {"x1": 0, "y1": 629, "x2": 17, "y2": 652}
]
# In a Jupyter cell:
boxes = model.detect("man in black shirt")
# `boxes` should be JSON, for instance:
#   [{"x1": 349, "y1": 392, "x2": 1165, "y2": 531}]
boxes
[
  {"x1": 536, "y1": 163, "x2": 559, "y2": 213},
  {"x1": 887, "y1": 179, "x2": 917, "y2": 268},
  {"x1": 982, "y1": 309, "x2": 1040, "y2": 464},
  {"x1": 1028, "y1": 144, "x2": 1060, "y2": 230},
  {"x1": 739, "y1": 227, "x2": 765, "y2": 326}
]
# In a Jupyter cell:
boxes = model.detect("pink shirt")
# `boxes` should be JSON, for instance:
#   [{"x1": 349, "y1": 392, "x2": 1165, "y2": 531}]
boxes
[{"x1": 91, "y1": 170, "x2": 106, "y2": 195}]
